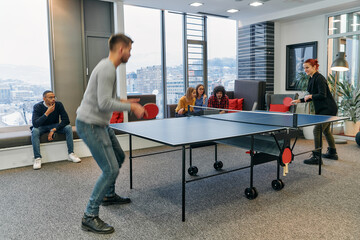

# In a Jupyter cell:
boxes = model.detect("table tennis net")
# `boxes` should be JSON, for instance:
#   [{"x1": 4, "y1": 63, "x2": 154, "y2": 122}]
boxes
[{"x1": 188, "y1": 105, "x2": 298, "y2": 128}]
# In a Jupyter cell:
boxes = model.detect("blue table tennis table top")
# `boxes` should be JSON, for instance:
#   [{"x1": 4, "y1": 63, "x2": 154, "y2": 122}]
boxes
[{"x1": 111, "y1": 111, "x2": 348, "y2": 147}]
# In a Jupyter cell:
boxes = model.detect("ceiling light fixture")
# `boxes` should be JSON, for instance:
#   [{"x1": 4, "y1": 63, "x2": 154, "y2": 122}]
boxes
[
  {"x1": 227, "y1": 9, "x2": 239, "y2": 13},
  {"x1": 190, "y1": 2, "x2": 203, "y2": 7},
  {"x1": 249, "y1": 1, "x2": 264, "y2": 7}
]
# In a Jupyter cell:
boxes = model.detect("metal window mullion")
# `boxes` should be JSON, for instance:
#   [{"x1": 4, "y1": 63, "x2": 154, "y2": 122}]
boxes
[
  {"x1": 203, "y1": 16, "x2": 208, "y2": 95},
  {"x1": 161, "y1": 10, "x2": 167, "y2": 118},
  {"x1": 183, "y1": 13, "x2": 188, "y2": 91}
]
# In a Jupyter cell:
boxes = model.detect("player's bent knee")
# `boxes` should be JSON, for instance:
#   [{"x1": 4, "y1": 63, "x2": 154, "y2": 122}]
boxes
[{"x1": 32, "y1": 128, "x2": 40, "y2": 137}]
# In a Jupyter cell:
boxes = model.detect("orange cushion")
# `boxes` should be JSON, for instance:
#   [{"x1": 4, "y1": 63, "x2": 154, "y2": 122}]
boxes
[
  {"x1": 228, "y1": 99, "x2": 238, "y2": 110},
  {"x1": 237, "y1": 98, "x2": 244, "y2": 110},
  {"x1": 269, "y1": 104, "x2": 289, "y2": 112}
]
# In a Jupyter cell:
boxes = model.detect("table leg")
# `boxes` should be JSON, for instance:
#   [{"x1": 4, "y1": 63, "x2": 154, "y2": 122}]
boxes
[
  {"x1": 319, "y1": 124, "x2": 322, "y2": 175},
  {"x1": 129, "y1": 134, "x2": 133, "y2": 189},
  {"x1": 182, "y1": 145, "x2": 186, "y2": 222},
  {"x1": 250, "y1": 136, "x2": 254, "y2": 188}
]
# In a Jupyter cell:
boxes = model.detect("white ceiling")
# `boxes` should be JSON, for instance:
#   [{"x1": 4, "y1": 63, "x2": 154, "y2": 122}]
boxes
[{"x1": 121, "y1": 0, "x2": 360, "y2": 25}]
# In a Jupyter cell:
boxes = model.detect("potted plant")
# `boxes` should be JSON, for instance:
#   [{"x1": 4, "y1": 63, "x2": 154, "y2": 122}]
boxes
[
  {"x1": 295, "y1": 72, "x2": 315, "y2": 139},
  {"x1": 328, "y1": 74, "x2": 360, "y2": 136}
]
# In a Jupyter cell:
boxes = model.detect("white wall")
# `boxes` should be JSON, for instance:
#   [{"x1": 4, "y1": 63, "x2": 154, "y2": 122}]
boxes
[
  {"x1": 274, "y1": 15, "x2": 327, "y2": 94},
  {"x1": 0, "y1": 136, "x2": 162, "y2": 171}
]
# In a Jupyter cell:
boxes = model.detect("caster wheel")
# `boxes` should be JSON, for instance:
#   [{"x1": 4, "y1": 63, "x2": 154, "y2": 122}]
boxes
[
  {"x1": 187, "y1": 166, "x2": 198, "y2": 176},
  {"x1": 244, "y1": 187, "x2": 258, "y2": 200},
  {"x1": 271, "y1": 179, "x2": 284, "y2": 191},
  {"x1": 213, "y1": 161, "x2": 223, "y2": 170}
]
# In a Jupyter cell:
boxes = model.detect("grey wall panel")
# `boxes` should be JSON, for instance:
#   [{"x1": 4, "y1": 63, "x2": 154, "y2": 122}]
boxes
[
  {"x1": 84, "y1": 0, "x2": 113, "y2": 34},
  {"x1": 51, "y1": 0, "x2": 84, "y2": 124},
  {"x1": 87, "y1": 37, "x2": 109, "y2": 76},
  {"x1": 83, "y1": 0, "x2": 113, "y2": 83}
]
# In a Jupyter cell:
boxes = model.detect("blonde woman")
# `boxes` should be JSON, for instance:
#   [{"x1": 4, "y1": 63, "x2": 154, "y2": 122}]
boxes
[{"x1": 175, "y1": 87, "x2": 196, "y2": 117}]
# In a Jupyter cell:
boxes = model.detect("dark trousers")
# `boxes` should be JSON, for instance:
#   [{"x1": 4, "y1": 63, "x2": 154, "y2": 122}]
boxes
[{"x1": 313, "y1": 122, "x2": 336, "y2": 150}]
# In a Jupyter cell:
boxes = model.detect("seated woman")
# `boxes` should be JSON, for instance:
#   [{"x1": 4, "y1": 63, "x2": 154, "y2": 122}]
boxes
[
  {"x1": 193, "y1": 84, "x2": 207, "y2": 114},
  {"x1": 175, "y1": 87, "x2": 196, "y2": 117},
  {"x1": 207, "y1": 85, "x2": 229, "y2": 114}
]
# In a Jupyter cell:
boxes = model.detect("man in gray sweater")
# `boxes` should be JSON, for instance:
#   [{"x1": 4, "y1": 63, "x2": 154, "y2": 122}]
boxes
[{"x1": 76, "y1": 33, "x2": 145, "y2": 234}]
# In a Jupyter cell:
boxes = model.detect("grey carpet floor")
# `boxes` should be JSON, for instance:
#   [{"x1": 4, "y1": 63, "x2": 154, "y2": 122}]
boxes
[{"x1": 0, "y1": 139, "x2": 359, "y2": 240}]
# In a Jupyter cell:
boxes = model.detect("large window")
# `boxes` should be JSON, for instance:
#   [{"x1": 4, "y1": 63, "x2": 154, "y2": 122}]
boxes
[
  {"x1": 328, "y1": 10, "x2": 360, "y2": 89},
  {"x1": 0, "y1": 0, "x2": 51, "y2": 127},
  {"x1": 124, "y1": 6, "x2": 163, "y2": 117},
  {"x1": 207, "y1": 17, "x2": 237, "y2": 94},
  {"x1": 124, "y1": 6, "x2": 237, "y2": 117},
  {"x1": 165, "y1": 11, "x2": 185, "y2": 105}
]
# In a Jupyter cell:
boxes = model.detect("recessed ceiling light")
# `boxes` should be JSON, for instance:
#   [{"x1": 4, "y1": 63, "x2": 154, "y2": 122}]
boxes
[
  {"x1": 227, "y1": 9, "x2": 239, "y2": 13},
  {"x1": 249, "y1": 1, "x2": 264, "y2": 7},
  {"x1": 190, "y1": 2, "x2": 203, "y2": 7}
]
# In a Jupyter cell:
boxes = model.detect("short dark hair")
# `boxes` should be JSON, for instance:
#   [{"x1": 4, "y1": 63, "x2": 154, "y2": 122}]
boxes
[
  {"x1": 43, "y1": 90, "x2": 53, "y2": 98},
  {"x1": 108, "y1": 33, "x2": 133, "y2": 51},
  {"x1": 213, "y1": 85, "x2": 226, "y2": 96}
]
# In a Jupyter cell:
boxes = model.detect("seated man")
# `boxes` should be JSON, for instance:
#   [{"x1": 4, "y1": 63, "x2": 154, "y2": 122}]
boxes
[
  {"x1": 31, "y1": 90, "x2": 81, "y2": 170},
  {"x1": 207, "y1": 85, "x2": 229, "y2": 114}
]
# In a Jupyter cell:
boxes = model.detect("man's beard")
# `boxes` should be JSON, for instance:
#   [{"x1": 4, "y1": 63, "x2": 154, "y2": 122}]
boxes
[{"x1": 121, "y1": 56, "x2": 129, "y2": 63}]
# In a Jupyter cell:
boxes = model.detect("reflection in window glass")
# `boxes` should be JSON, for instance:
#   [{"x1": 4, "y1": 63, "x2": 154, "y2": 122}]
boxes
[
  {"x1": 327, "y1": 36, "x2": 359, "y2": 89},
  {"x1": 207, "y1": 17, "x2": 236, "y2": 94},
  {"x1": 328, "y1": 12, "x2": 360, "y2": 35},
  {"x1": 0, "y1": 0, "x2": 51, "y2": 127},
  {"x1": 124, "y1": 5, "x2": 163, "y2": 118}
]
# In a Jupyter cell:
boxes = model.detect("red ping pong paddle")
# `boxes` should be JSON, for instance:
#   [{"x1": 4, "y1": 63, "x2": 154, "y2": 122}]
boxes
[
  {"x1": 282, "y1": 148, "x2": 292, "y2": 165},
  {"x1": 143, "y1": 103, "x2": 159, "y2": 120},
  {"x1": 283, "y1": 97, "x2": 293, "y2": 107},
  {"x1": 282, "y1": 147, "x2": 292, "y2": 176}
]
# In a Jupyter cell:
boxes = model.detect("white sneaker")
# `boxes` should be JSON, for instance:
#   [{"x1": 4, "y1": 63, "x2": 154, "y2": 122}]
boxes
[
  {"x1": 33, "y1": 158, "x2": 42, "y2": 170},
  {"x1": 68, "y1": 153, "x2": 81, "y2": 163}
]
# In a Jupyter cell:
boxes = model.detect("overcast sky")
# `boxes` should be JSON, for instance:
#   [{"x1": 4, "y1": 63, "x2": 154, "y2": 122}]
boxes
[
  {"x1": 124, "y1": 5, "x2": 237, "y2": 73},
  {"x1": 0, "y1": 2, "x2": 236, "y2": 73},
  {"x1": 0, "y1": 0, "x2": 50, "y2": 68}
]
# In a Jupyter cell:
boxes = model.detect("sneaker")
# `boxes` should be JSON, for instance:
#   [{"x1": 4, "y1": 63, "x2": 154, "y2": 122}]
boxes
[
  {"x1": 322, "y1": 147, "x2": 338, "y2": 160},
  {"x1": 68, "y1": 153, "x2": 81, "y2": 163},
  {"x1": 81, "y1": 215, "x2": 114, "y2": 234},
  {"x1": 33, "y1": 158, "x2": 42, "y2": 170},
  {"x1": 102, "y1": 194, "x2": 131, "y2": 206}
]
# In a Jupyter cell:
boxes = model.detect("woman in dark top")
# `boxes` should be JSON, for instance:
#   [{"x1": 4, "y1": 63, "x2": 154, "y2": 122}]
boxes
[{"x1": 292, "y1": 59, "x2": 338, "y2": 165}]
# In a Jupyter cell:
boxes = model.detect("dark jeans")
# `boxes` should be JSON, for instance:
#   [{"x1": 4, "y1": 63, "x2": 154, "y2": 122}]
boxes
[
  {"x1": 31, "y1": 124, "x2": 74, "y2": 159},
  {"x1": 175, "y1": 112, "x2": 190, "y2": 117},
  {"x1": 76, "y1": 119, "x2": 125, "y2": 217},
  {"x1": 313, "y1": 122, "x2": 336, "y2": 150}
]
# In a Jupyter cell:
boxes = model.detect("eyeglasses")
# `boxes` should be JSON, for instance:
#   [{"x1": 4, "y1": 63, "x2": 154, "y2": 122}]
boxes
[{"x1": 47, "y1": 96, "x2": 57, "y2": 100}]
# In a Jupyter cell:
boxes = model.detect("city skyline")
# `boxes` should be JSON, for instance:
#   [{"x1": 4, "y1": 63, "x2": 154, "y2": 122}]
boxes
[{"x1": 1, "y1": 57, "x2": 237, "y2": 127}]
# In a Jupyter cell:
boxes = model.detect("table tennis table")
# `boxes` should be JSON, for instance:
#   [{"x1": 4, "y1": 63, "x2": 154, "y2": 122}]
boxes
[{"x1": 111, "y1": 111, "x2": 348, "y2": 221}]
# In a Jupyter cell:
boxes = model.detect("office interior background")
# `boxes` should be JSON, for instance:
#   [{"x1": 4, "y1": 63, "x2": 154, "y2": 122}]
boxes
[{"x1": 1, "y1": 0, "x2": 359, "y2": 127}]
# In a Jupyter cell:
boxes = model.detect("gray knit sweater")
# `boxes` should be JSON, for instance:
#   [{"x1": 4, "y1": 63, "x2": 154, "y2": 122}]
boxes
[{"x1": 76, "y1": 58, "x2": 131, "y2": 125}]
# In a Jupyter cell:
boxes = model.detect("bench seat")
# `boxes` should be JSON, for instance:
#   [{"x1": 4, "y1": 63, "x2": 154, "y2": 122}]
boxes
[{"x1": 0, "y1": 126, "x2": 80, "y2": 149}]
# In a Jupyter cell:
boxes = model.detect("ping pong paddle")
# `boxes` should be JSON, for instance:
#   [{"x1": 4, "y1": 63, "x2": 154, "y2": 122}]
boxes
[
  {"x1": 143, "y1": 103, "x2": 159, "y2": 120},
  {"x1": 282, "y1": 97, "x2": 293, "y2": 107},
  {"x1": 282, "y1": 147, "x2": 292, "y2": 176}
]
